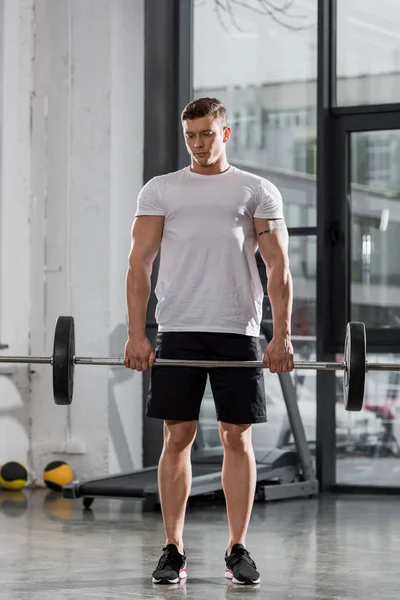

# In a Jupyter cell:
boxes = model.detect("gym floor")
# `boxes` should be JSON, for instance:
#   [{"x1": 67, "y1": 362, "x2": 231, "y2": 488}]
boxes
[{"x1": 0, "y1": 491, "x2": 398, "y2": 599}]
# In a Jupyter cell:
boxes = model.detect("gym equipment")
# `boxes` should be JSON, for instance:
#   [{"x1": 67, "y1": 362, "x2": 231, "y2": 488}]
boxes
[
  {"x1": 0, "y1": 318, "x2": 376, "y2": 411},
  {"x1": 1, "y1": 316, "x2": 400, "y2": 410},
  {"x1": 53, "y1": 318, "x2": 75, "y2": 407},
  {"x1": 62, "y1": 322, "x2": 318, "y2": 509},
  {"x1": 43, "y1": 461, "x2": 74, "y2": 492},
  {"x1": 0, "y1": 462, "x2": 28, "y2": 490}
]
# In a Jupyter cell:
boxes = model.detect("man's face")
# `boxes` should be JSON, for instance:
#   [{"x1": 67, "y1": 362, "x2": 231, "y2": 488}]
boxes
[{"x1": 183, "y1": 116, "x2": 231, "y2": 167}]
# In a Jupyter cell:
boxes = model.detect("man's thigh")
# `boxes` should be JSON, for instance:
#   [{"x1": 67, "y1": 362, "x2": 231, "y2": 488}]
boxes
[
  {"x1": 146, "y1": 332, "x2": 208, "y2": 422},
  {"x1": 207, "y1": 333, "x2": 267, "y2": 425}
]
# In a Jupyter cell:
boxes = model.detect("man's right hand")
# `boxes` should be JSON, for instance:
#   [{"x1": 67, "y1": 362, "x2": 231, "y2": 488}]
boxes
[{"x1": 124, "y1": 336, "x2": 155, "y2": 371}]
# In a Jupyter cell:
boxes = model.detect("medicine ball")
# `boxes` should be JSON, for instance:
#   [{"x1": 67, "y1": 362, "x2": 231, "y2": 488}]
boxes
[
  {"x1": 43, "y1": 461, "x2": 74, "y2": 492},
  {"x1": 0, "y1": 462, "x2": 28, "y2": 490}
]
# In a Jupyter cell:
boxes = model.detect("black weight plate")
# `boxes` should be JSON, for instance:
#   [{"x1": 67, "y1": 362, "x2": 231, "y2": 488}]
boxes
[
  {"x1": 344, "y1": 322, "x2": 366, "y2": 412},
  {"x1": 53, "y1": 316, "x2": 75, "y2": 406}
]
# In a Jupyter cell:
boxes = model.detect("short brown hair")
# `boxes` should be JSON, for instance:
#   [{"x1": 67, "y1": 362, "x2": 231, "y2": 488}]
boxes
[{"x1": 181, "y1": 97, "x2": 226, "y2": 124}]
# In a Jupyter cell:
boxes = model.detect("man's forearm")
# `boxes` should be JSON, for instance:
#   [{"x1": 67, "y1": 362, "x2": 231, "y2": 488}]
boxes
[
  {"x1": 266, "y1": 265, "x2": 293, "y2": 338},
  {"x1": 126, "y1": 265, "x2": 152, "y2": 338}
]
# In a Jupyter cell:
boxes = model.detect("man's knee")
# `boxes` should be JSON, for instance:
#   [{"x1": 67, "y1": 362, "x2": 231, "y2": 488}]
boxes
[
  {"x1": 163, "y1": 420, "x2": 197, "y2": 453},
  {"x1": 219, "y1": 422, "x2": 252, "y2": 453}
]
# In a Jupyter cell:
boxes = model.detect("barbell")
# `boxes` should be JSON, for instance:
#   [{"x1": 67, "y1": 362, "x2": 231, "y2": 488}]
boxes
[{"x1": 0, "y1": 316, "x2": 398, "y2": 411}]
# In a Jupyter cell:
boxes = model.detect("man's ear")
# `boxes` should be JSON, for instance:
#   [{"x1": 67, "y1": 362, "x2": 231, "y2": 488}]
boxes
[{"x1": 223, "y1": 126, "x2": 231, "y2": 143}]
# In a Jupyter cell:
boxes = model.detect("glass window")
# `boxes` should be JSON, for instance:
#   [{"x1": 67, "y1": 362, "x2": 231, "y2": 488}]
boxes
[
  {"x1": 337, "y1": 0, "x2": 400, "y2": 106},
  {"x1": 350, "y1": 131, "x2": 400, "y2": 327},
  {"x1": 336, "y1": 353, "x2": 400, "y2": 486},
  {"x1": 193, "y1": 0, "x2": 318, "y2": 227}
]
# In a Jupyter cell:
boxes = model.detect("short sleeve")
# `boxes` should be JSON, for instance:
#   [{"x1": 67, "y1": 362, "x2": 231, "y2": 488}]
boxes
[
  {"x1": 135, "y1": 177, "x2": 165, "y2": 216},
  {"x1": 253, "y1": 178, "x2": 284, "y2": 220}
]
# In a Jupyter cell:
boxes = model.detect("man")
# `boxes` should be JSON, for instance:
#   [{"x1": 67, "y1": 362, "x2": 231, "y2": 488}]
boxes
[{"x1": 124, "y1": 97, "x2": 294, "y2": 586}]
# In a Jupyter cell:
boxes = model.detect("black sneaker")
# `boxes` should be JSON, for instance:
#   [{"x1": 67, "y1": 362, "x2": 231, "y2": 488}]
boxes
[
  {"x1": 225, "y1": 544, "x2": 260, "y2": 585},
  {"x1": 152, "y1": 544, "x2": 187, "y2": 584}
]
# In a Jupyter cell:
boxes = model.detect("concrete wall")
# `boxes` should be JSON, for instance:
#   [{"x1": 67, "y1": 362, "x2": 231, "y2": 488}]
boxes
[{"x1": 0, "y1": 0, "x2": 144, "y2": 485}]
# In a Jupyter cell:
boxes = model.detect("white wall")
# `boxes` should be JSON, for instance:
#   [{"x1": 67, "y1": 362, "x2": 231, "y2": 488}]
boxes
[
  {"x1": 0, "y1": 0, "x2": 144, "y2": 485},
  {"x1": 0, "y1": 0, "x2": 33, "y2": 472},
  {"x1": 108, "y1": 0, "x2": 144, "y2": 474}
]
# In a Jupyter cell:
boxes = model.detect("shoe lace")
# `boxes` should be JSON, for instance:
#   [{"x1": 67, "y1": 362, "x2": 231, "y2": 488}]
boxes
[
  {"x1": 156, "y1": 546, "x2": 182, "y2": 571},
  {"x1": 226, "y1": 547, "x2": 256, "y2": 570}
]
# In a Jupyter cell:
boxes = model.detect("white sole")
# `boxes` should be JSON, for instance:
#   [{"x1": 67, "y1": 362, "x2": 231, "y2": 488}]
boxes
[
  {"x1": 225, "y1": 569, "x2": 260, "y2": 585},
  {"x1": 152, "y1": 569, "x2": 187, "y2": 584}
]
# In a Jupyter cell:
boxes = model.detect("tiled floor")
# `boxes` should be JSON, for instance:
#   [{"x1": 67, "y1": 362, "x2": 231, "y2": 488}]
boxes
[{"x1": 0, "y1": 489, "x2": 398, "y2": 599}]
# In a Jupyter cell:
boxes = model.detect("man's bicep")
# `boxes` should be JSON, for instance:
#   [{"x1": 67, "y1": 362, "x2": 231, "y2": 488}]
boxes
[
  {"x1": 130, "y1": 215, "x2": 164, "y2": 267},
  {"x1": 253, "y1": 218, "x2": 289, "y2": 269}
]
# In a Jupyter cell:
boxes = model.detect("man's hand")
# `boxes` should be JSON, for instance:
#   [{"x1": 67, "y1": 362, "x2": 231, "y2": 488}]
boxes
[
  {"x1": 124, "y1": 336, "x2": 155, "y2": 371},
  {"x1": 263, "y1": 337, "x2": 294, "y2": 373}
]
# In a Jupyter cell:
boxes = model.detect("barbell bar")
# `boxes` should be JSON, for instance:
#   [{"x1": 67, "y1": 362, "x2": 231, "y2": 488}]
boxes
[
  {"x1": 76, "y1": 359, "x2": 400, "y2": 371},
  {"x1": 76, "y1": 357, "x2": 345, "y2": 369},
  {"x1": 0, "y1": 356, "x2": 344, "y2": 369},
  {"x1": 0, "y1": 316, "x2": 398, "y2": 412},
  {"x1": 1, "y1": 355, "x2": 396, "y2": 371}
]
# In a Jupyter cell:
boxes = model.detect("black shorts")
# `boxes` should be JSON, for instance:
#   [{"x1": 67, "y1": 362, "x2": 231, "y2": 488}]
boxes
[{"x1": 146, "y1": 331, "x2": 267, "y2": 424}]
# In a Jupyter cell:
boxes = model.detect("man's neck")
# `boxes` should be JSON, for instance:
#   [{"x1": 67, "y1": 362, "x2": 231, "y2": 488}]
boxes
[{"x1": 190, "y1": 158, "x2": 230, "y2": 176}]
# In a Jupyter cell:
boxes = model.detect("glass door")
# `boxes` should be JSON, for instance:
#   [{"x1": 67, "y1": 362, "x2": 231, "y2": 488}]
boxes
[
  {"x1": 334, "y1": 120, "x2": 400, "y2": 487},
  {"x1": 350, "y1": 130, "x2": 400, "y2": 330}
]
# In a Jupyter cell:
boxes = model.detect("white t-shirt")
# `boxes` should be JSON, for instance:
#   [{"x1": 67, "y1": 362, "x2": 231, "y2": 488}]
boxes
[{"x1": 135, "y1": 165, "x2": 284, "y2": 337}]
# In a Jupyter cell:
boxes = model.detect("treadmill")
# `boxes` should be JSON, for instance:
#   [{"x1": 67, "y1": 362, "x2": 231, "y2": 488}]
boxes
[{"x1": 62, "y1": 323, "x2": 319, "y2": 509}]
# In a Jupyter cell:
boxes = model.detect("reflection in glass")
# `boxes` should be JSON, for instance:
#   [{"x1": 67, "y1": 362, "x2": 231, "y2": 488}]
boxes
[
  {"x1": 336, "y1": 353, "x2": 400, "y2": 487},
  {"x1": 337, "y1": 0, "x2": 400, "y2": 106},
  {"x1": 193, "y1": 0, "x2": 318, "y2": 228},
  {"x1": 350, "y1": 131, "x2": 400, "y2": 328}
]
